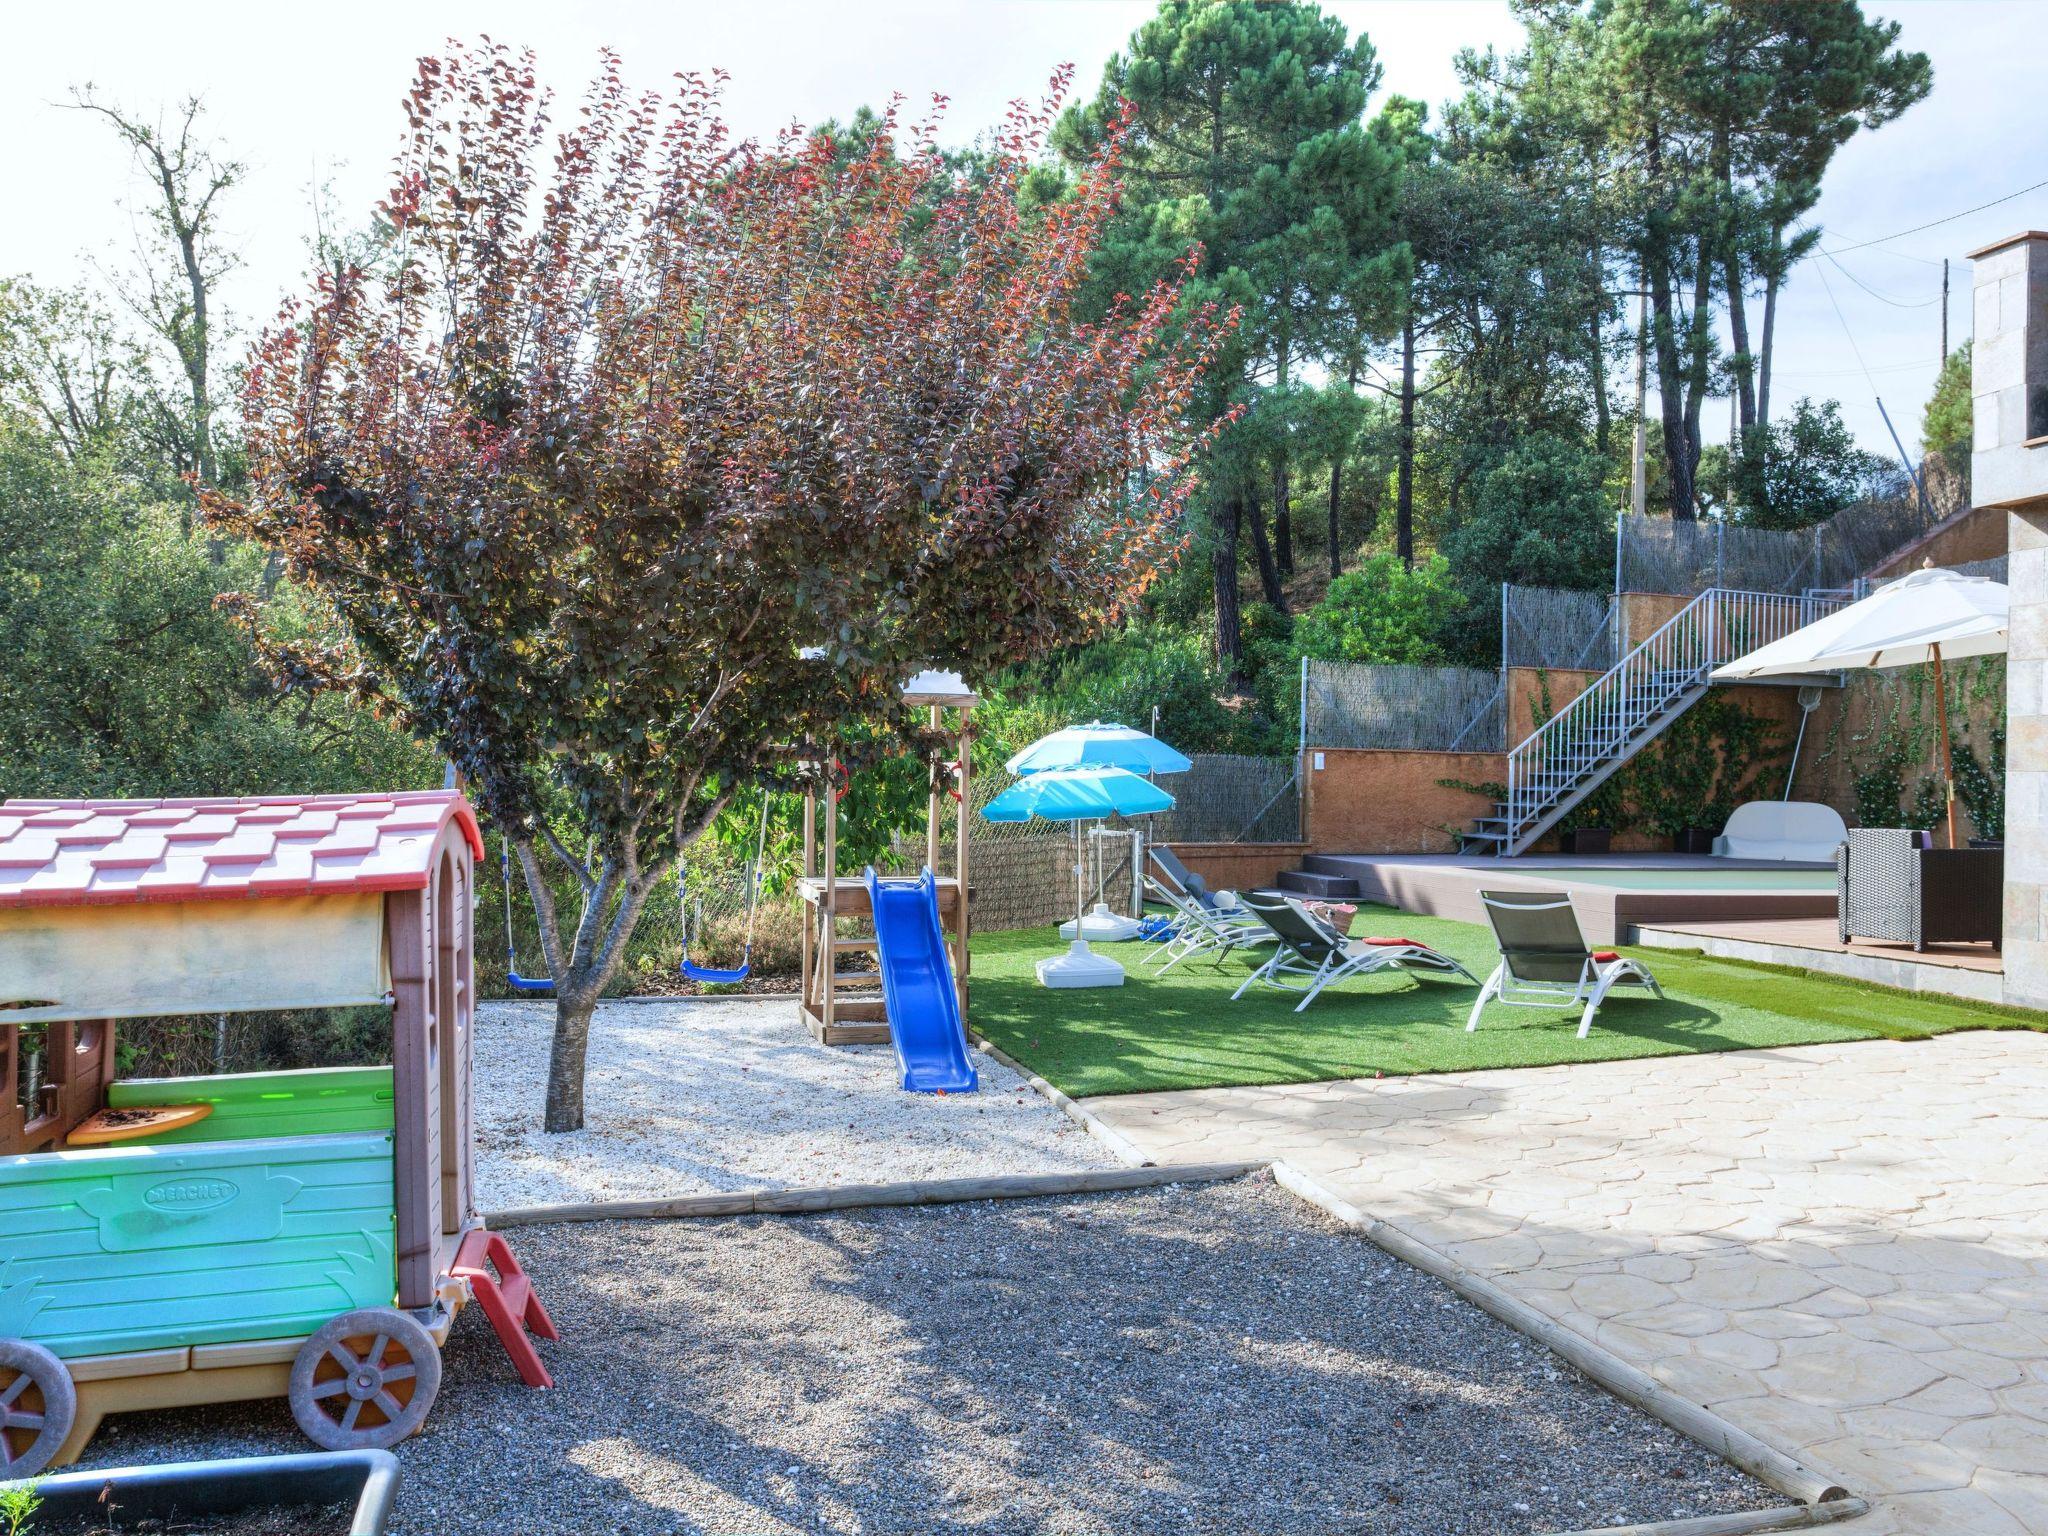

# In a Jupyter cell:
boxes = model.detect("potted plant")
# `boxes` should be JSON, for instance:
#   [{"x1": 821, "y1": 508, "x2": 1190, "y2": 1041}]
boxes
[
  {"x1": 1560, "y1": 826, "x2": 1612, "y2": 855},
  {"x1": 1673, "y1": 826, "x2": 1717, "y2": 854},
  {"x1": 0, "y1": 1450, "x2": 395, "y2": 1535}
]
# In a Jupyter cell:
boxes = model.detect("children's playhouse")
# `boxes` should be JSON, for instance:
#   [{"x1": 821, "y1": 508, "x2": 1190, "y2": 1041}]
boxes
[{"x1": 0, "y1": 791, "x2": 551, "y2": 1475}]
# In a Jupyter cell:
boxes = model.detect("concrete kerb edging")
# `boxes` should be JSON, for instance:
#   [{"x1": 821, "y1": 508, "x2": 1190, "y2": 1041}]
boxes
[
  {"x1": 968, "y1": 1028, "x2": 1157, "y2": 1168},
  {"x1": 482, "y1": 1161, "x2": 1263, "y2": 1228},
  {"x1": 1269, "y1": 1161, "x2": 1868, "y2": 1531},
  {"x1": 1543, "y1": 1500, "x2": 1872, "y2": 1536}
]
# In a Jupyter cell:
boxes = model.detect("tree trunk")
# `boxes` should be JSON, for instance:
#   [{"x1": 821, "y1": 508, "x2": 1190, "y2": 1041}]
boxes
[
  {"x1": 1397, "y1": 314, "x2": 1417, "y2": 564},
  {"x1": 1716, "y1": 127, "x2": 1755, "y2": 437},
  {"x1": 1588, "y1": 305, "x2": 1612, "y2": 458},
  {"x1": 1272, "y1": 458, "x2": 1293, "y2": 578},
  {"x1": 1642, "y1": 116, "x2": 1697, "y2": 522},
  {"x1": 1326, "y1": 455, "x2": 1344, "y2": 578},
  {"x1": 1272, "y1": 335, "x2": 1293, "y2": 578},
  {"x1": 522, "y1": 844, "x2": 661, "y2": 1134},
  {"x1": 1685, "y1": 241, "x2": 1713, "y2": 510},
  {"x1": 1246, "y1": 483, "x2": 1288, "y2": 612},
  {"x1": 544, "y1": 988, "x2": 601, "y2": 1133},
  {"x1": 1211, "y1": 499, "x2": 1247, "y2": 689},
  {"x1": 1758, "y1": 244, "x2": 1781, "y2": 428},
  {"x1": 1725, "y1": 253, "x2": 1755, "y2": 435}
]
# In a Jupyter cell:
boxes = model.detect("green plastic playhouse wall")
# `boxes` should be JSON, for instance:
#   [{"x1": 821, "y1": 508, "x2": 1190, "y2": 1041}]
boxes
[
  {"x1": 108, "y1": 1065, "x2": 395, "y2": 1143},
  {"x1": 0, "y1": 1068, "x2": 398, "y2": 1360}
]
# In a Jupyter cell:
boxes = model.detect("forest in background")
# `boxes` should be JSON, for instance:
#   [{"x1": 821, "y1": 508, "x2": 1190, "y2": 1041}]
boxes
[{"x1": 0, "y1": 0, "x2": 1958, "y2": 809}]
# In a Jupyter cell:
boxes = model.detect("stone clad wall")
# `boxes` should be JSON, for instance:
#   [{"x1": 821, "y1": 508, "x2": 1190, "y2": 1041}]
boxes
[{"x1": 1972, "y1": 233, "x2": 2048, "y2": 1005}]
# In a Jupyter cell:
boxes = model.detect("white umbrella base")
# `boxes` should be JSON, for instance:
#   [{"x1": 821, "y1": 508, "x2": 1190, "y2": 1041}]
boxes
[
  {"x1": 1035, "y1": 940, "x2": 1126, "y2": 989},
  {"x1": 1057, "y1": 902, "x2": 1145, "y2": 941}
]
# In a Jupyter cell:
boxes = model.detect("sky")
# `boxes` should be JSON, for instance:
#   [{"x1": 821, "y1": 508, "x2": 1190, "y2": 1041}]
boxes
[{"x1": 5, "y1": 0, "x2": 2041, "y2": 464}]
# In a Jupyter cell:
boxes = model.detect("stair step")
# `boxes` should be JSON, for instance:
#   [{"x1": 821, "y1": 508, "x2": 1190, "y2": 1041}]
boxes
[{"x1": 1277, "y1": 869, "x2": 1362, "y2": 899}]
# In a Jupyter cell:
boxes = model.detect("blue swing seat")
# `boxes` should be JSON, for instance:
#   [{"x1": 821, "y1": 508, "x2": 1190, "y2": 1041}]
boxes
[
  {"x1": 505, "y1": 970, "x2": 555, "y2": 993},
  {"x1": 680, "y1": 956, "x2": 752, "y2": 985}
]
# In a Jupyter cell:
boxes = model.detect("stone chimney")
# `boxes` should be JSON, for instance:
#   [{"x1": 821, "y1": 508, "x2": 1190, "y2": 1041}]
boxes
[{"x1": 1973, "y1": 233, "x2": 2048, "y2": 1003}]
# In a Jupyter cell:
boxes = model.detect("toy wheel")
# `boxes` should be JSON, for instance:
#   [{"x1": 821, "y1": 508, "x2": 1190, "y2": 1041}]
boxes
[
  {"x1": 288, "y1": 1307, "x2": 442, "y2": 1450},
  {"x1": 0, "y1": 1338, "x2": 75, "y2": 1477}
]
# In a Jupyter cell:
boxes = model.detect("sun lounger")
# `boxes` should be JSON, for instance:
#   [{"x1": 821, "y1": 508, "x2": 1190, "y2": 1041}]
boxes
[
  {"x1": 1231, "y1": 892, "x2": 1475, "y2": 1012},
  {"x1": 1467, "y1": 890, "x2": 1662, "y2": 1040},
  {"x1": 1141, "y1": 875, "x2": 1268, "y2": 975}
]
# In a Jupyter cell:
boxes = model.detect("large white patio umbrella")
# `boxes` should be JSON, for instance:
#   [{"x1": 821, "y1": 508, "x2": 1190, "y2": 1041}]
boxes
[
  {"x1": 983, "y1": 765, "x2": 1175, "y2": 988},
  {"x1": 1008, "y1": 721, "x2": 1190, "y2": 940},
  {"x1": 1712, "y1": 567, "x2": 2008, "y2": 847}
]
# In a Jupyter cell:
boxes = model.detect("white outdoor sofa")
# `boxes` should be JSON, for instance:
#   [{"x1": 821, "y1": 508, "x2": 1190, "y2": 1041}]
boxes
[{"x1": 1712, "y1": 800, "x2": 1848, "y2": 863}]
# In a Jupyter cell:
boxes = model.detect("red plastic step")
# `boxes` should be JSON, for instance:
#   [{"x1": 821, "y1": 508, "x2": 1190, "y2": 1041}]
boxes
[{"x1": 452, "y1": 1228, "x2": 558, "y2": 1387}]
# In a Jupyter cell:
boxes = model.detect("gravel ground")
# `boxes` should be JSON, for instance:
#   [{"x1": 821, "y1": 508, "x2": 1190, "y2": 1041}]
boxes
[
  {"x1": 472, "y1": 997, "x2": 1116, "y2": 1208},
  {"x1": 88, "y1": 1177, "x2": 1778, "y2": 1535}
]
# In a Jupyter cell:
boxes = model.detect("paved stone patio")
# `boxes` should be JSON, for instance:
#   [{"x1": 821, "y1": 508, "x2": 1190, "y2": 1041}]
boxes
[{"x1": 1085, "y1": 1031, "x2": 2048, "y2": 1536}]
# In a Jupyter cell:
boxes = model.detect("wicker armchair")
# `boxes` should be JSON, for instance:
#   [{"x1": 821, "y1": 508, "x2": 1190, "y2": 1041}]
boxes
[{"x1": 1837, "y1": 828, "x2": 2003, "y2": 951}]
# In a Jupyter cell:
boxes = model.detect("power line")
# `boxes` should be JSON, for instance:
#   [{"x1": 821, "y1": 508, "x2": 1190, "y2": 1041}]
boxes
[
  {"x1": 1813, "y1": 262, "x2": 1878, "y2": 387},
  {"x1": 1820, "y1": 249, "x2": 1941, "y2": 309},
  {"x1": 1822, "y1": 175, "x2": 2048, "y2": 256},
  {"x1": 1815, "y1": 260, "x2": 1932, "y2": 511}
]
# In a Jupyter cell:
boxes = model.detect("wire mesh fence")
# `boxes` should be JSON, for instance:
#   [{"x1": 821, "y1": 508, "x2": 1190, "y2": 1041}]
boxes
[
  {"x1": 1501, "y1": 584, "x2": 1617, "y2": 672},
  {"x1": 1617, "y1": 495, "x2": 1941, "y2": 598},
  {"x1": 1303, "y1": 660, "x2": 1505, "y2": 752},
  {"x1": 1147, "y1": 753, "x2": 1300, "y2": 843},
  {"x1": 1817, "y1": 495, "x2": 1942, "y2": 588}
]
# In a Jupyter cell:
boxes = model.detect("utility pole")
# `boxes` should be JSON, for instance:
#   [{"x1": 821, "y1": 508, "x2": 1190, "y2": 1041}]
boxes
[{"x1": 1941, "y1": 258, "x2": 1950, "y2": 362}]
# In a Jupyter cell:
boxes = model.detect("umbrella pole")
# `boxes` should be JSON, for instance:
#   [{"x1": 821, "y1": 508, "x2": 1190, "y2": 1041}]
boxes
[
  {"x1": 1932, "y1": 642, "x2": 1957, "y2": 849},
  {"x1": 1074, "y1": 820, "x2": 1088, "y2": 947}
]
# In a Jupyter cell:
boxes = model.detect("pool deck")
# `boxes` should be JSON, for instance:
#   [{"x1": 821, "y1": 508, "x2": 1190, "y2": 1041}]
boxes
[
  {"x1": 1303, "y1": 852, "x2": 1837, "y2": 947},
  {"x1": 1636, "y1": 915, "x2": 2006, "y2": 1006}
]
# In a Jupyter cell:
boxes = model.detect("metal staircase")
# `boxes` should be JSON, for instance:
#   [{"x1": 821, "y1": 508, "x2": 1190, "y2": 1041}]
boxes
[{"x1": 1460, "y1": 588, "x2": 1843, "y2": 857}]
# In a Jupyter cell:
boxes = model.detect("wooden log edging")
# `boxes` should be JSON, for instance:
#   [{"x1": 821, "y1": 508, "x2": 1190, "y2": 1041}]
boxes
[
  {"x1": 1270, "y1": 1161, "x2": 1858, "y2": 1515},
  {"x1": 967, "y1": 1029, "x2": 1156, "y2": 1169},
  {"x1": 483, "y1": 1161, "x2": 1262, "y2": 1229}
]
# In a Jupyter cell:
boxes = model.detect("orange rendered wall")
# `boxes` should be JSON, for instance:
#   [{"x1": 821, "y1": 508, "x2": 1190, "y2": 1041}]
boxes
[
  {"x1": 1303, "y1": 749, "x2": 1505, "y2": 854},
  {"x1": 1163, "y1": 842, "x2": 1312, "y2": 894}
]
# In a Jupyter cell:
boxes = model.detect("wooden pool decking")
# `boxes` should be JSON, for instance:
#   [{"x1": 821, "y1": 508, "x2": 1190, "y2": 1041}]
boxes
[
  {"x1": 1296, "y1": 852, "x2": 1838, "y2": 946},
  {"x1": 1289, "y1": 852, "x2": 2008, "y2": 1006},
  {"x1": 1635, "y1": 915, "x2": 2006, "y2": 1005}
]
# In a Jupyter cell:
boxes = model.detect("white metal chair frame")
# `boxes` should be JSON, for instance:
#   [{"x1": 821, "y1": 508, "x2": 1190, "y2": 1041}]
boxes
[
  {"x1": 1466, "y1": 893, "x2": 1663, "y2": 1040},
  {"x1": 1141, "y1": 875, "x2": 1266, "y2": 975},
  {"x1": 1231, "y1": 892, "x2": 1476, "y2": 1012}
]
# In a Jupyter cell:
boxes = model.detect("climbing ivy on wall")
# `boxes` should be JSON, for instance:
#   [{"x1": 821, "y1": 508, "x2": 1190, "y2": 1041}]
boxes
[
  {"x1": 1953, "y1": 724, "x2": 2005, "y2": 840},
  {"x1": 1615, "y1": 695, "x2": 1788, "y2": 837},
  {"x1": 1510, "y1": 673, "x2": 1786, "y2": 838},
  {"x1": 1825, "y1": 658, "x2": 2003, "y2": 836}
]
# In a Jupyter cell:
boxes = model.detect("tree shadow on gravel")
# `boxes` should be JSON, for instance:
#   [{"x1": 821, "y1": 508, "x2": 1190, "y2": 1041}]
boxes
[
  {"x1": 392, "y1": 1183, "x2": 1777, "y2": 1536},
  {"x1": 66, "y1": 1183, "x2": 1777, "y2": 1535}
]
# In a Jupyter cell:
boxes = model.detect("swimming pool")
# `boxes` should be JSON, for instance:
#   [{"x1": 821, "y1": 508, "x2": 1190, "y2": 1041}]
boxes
[{"x1": 1541, "y1": 867, "x2": 1836, "y2": 892}]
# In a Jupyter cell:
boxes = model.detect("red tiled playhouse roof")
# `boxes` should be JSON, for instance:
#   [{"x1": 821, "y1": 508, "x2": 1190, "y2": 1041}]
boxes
[{"x1": 0, "y1": 792, "x2": 484, "y2": 909}]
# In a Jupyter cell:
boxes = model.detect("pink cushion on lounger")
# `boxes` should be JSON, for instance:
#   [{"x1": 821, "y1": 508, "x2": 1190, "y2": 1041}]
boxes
[
  {"x1": 1364, "y1": 936, "x2": 1426, "y2": 947},
  {"x1": 1592, "y1": 949, "x2": 1620, "y2": 963}
]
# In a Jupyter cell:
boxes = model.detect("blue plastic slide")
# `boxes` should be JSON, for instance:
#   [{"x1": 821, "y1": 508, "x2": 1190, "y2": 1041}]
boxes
[{"x1": 864, "y1": 866, "x2": 979, "y2": 1094}]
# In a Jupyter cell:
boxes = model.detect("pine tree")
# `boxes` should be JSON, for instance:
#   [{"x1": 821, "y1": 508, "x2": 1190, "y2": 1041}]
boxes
[{"x1": 1055, "y1": 0, "x2": 1405, "y2": 679}]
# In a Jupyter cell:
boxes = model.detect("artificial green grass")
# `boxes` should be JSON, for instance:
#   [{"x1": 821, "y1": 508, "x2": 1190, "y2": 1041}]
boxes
[{"x1": 969, "y1": 905, "x2": 2044, "y2": 1099}]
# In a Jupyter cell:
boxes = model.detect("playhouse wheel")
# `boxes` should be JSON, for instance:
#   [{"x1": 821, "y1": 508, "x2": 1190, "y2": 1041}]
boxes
[
  {"x1": 0, "y1": 1339, "x2": 76, "y2": 1477},
  {"x1": 288, "y1": 1308, "x2": 442, "y2": 1451}
]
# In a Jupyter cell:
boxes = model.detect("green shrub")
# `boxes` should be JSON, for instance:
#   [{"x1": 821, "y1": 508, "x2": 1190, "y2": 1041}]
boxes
[{"x1": 1291, "y1": 553, "x2": 1462, "y2": 664}]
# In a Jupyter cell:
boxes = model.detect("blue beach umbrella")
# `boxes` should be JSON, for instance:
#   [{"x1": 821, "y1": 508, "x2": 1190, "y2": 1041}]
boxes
[
  {"x1": 981, "y1": 765, "x2": 1176, "y2": 823},
  {"x1": 1005, "y1": 721, "x2": 1192, "y2": 778},
  {"x1": 982, "y1": 766, "x2": 1176, "y2": 988}
]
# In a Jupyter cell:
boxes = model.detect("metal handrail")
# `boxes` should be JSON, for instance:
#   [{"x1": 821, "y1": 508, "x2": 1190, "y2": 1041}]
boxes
[{"x1": 1501, "y1": 587, "x2": 1840, "y2": 854}]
